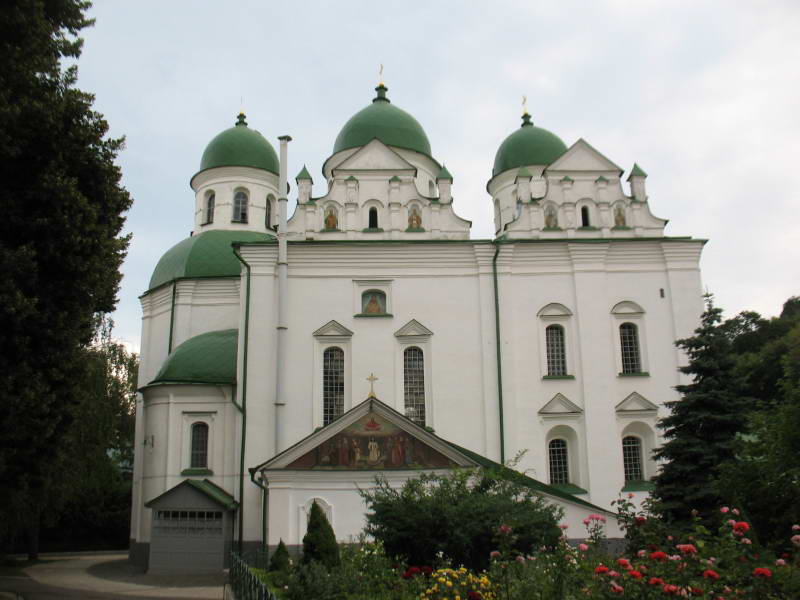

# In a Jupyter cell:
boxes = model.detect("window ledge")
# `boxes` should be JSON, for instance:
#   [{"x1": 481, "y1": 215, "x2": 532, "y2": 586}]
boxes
[
  {"x1": 320, "y1": 228, "x2": 341, "y2": 233},
  {"x1": 231, "y1": 219, "x2": 249, "y2": 224},
  {"x1": 542, "y1": 227, "x2": 563, "y2": 231},
  {"x1": 181, "y1": 468, "x2": 213, "y2": 476},
  {"x1": 200, "y1": 220, "x2": 213, "y2": 227},
  {"x1": 405, "y1": 227, "x2": 426, "y2": 233},
  {"x1": 354, "y1": 313, "x2": 394, "y2": 318},
  {"x1": 618, "y1": 372, "x2": 650, "y2": 377},
  {"x1": 543, "y1": 375, "x2": 575, "y2": 380},
  {"x1": 362, "y1": 227, "x2": 385, "y2": 233},
  {"x1": 612, "y1": 225, "x2": 632, "y2": 230},
  {"x1": 552, "y1": 483, "x2": 589, "y2": 495},
  {"x1": 578, "y1": 226, "x2": 600, "y2": 231},
  {"x1": 622, "y1": 480, "x2": 654, "y2": 492}
]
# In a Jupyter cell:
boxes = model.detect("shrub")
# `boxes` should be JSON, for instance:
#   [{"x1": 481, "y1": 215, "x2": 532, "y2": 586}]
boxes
[
  {"x1": 269, "y1": 539, "x2": 290, "y2": 573},
  {"x1": 360, "y1": 467, "x2": 562, "y2": 571},
  {"x1": 301, "y1": 501, "x2": 340, "y2": 568}
]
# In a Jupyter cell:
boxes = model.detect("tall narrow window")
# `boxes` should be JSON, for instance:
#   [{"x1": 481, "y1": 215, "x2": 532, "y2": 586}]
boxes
[
  {"x1": 622, "y1": 436, "x2": 643, "y2": 481},
  {"x1": 190, "y1": 422, "x2": 209, "y2": 469},
  {"x1": 545, "y1": 325, "x2": 567, "y2": 376},
  {"x1": 581, "y1": 206, "x2": 590, "y2": 227},
  {"x1": 205, "y1": 193, "x2": 215, "y2": 224},
  {"x1": 619, "y1": 322, "x2": 642, "y2": 373},
  {"x1": 548, "y1": 439, "x2": 569, "y2": 484},
  {"x1": 404, "y1": 347, "x2": 425, "y2": 425},
  {"x1": 233, "y1": 191, "x2": 248, "y2": 223},
  {"x1": 265, "y1": 196, "x2": 272, "y2": 229},
  {"x1": 368, "y1": 207, "x2": 378, "y2": 229},
  {"x1": 323, "y1": 347, "x2": 344, "y2": 425}
]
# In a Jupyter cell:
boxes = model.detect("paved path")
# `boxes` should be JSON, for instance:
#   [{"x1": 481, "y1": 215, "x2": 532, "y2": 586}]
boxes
[{"x1": 0, "y1": 553, "x2": 225, "y2": 600}]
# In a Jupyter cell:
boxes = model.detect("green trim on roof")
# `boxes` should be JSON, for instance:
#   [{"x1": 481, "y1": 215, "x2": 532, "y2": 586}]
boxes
[
  {"x1": 595, "y1": 175, "x2": 609, "y2": 183},
  {"x1": 295, "y1": 165, "x2": 313, "y2": 182},
  {"x1": 198, "y1": 113, "x2": 279, "y2": 175},
  {"x1": 560, "y1": 175, "x2": 574, "y2": 183},
  {"x1": 436, "y1": 164, "x2": 453, "y2": 181},
  {"x1": 346, "y1": 175, "x2": 358, "y2": 182},
  {"x1": 150, "y1": 329, "x2": 238, "y2": 386},
  {"x1": 516, "y1": 166, "x2": 532, "y2": 179},
  {"x1": 389, "y1": 175, "x2": 401, "y2": 182},
  {"x1": 148, "y1": 230, "x2": 274, "y2": 292},
  {"x1": 492, "y1": 114, "x2": 568, "y2": 177},
  {"x1": 145, "y1": 478, "x2": 239, "y2": 511},
  {"x1": 332, "y1": 85, "x2": 432, "y2": 157},
  {"x1": 628, "y1": 163, "x2": 647, "y2": 180},
  {"x1": 552, "y1": 483, "x2": 589, "y2": 495}
]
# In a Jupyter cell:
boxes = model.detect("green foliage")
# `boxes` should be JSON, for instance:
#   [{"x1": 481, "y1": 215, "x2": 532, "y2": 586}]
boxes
[
  {"x1": 653, "y1": 294, "x2": 745, "y2": 523},
  {"x1": 360, "y1": 467, "x2": 562, "y2": 571},
  {"x1": 302, "y1": 501, "x2": 340, "y2": 568},
  {"x1": 0, "y1": 0, "x2": 132, "y2": 552},
  {"x1": 269, "y1": 539, "x2": 291, "y2": 573}
]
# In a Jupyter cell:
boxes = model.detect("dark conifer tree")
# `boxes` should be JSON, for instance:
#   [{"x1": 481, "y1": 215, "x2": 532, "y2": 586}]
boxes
[
  {"x1": 652, "y1": 295, "x2": 744, "y2": 523},
  {"x1": 269, "y1": 539, "x2": 291, "y2": 573},
  {"x1": 0, "y1": 1, "x2": 132, "y2": 552},
  {"x1": 301, "y1": 501, "x2": 340, "y2": 568}
]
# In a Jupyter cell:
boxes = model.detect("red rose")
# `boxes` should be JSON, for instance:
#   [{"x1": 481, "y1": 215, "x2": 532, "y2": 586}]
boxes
[
  {"x1": 617, "y1": 558, "x2": 632, "y2": 570},
  {"x1": 753, "y1": 567, "x2": 772, "y2": 579},
  {"x1": 733, "y1": 521, "x2": 750, "y2": 533},
  {"x1": 628, "y1": 570, "x2": 643, "y2": 579},
  {"x1": 421, "y1": 566, "x2": 433, "y2": 575},
  {"x1": 650, "y1": 551, "x2": 667, "y2": 561},
  {"x1": 703, "y1": 569, "x2": 720, "y2": 580},
  {"x1": 648, "y1": 577, "x2": 664, "y2": 585},
  {"x1": 595, "y1": 565, "x2": 610, "y2": 574}
]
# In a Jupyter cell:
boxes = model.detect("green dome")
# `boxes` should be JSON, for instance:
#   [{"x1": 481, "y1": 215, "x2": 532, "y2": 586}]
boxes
[
  {"x1": 151, "y1": 329, "x2": 238, "y2": 385},
  {"x1": 333, "y1": 85, "x2": 432, "y2": 157},
  {"x1": 148, "y1": 230, "x2": 274, "y2": 292},
  {"x1": 198, "y1": 113, "x2": 279, "y2": 175},
  {"x1": 492, "y1": 114, "x2": 567, "y2": 176}
]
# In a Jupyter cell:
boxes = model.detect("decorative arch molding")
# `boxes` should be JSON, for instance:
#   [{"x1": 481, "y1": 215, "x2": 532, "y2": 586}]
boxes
[
  {"x1": 619, "y1": 420, "x2": 657, "y2": 481},
  {"x1": 537, "y1": 302, "x2": 573, "y2": 317},
  {"x1": 298, "y1": 497, "x2": 333, "y2": 540},
  {"x1": 611, "y1": 300, "x2": 645, "y2": 315}
]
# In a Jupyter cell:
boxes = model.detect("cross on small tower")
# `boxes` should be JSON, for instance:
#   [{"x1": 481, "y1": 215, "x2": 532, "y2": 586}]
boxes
[
  {"x1": 366, "y1": 373, "x2": 378, "y2": 398},
  {"x1": 379, "y1": 64, "x2": 384, "y2": 85},
  {"x1": 522, "y1": 94, "x2": 528, "y2": 116}
]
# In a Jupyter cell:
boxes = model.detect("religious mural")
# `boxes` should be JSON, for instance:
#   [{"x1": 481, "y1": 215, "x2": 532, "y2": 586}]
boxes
[
  {"x1": 286, "y1": 412, "x2": 457, "y2": 470},
  {"x1": 361, "y1": 290, "x2": 386, "y2": 314}
]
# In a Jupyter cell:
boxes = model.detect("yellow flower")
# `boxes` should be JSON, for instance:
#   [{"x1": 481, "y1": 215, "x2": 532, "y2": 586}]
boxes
[{"x1": 446, "y1": 580, "x2": 453, "y2": 587}]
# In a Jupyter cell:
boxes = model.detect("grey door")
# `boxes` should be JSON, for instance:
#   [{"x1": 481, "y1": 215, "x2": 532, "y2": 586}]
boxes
[{"x1": 150, "y1": 509, "x2": 225, "y2": 573}]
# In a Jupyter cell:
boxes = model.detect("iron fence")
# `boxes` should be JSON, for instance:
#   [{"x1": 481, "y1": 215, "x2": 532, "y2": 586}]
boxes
[{"x1": 228, "y1": 552, "x2": 277, "y2": 600}]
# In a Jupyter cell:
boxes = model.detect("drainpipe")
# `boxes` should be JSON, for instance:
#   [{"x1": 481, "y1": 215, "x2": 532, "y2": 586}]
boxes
[
  {"x1": 275, "y1": 135, "x2": 291, "y2": 455},
  {"x1": 492, "y1": 241, "x2": 506, "y2": 464},
  {"x1": 167, "y1": 282, "x2": 177, "y2": 353},
  {"x1": 233, "y1": 247, "x2": 251, "y2": 553},
  {"x1": 249, "y1": 468, "x2": 269, "y2": 555}
]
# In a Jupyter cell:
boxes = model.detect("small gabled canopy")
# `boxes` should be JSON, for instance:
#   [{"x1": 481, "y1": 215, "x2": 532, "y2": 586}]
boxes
[
  {"x1": 145, "y1": 478, "x2": 239, "y2": 511},
  {"x1": 539, "y1": 393, "x2": 583, "y2": 416},
  {"x1": 312, "y1": 320, "x2": 354, "y2": 338},
  {"x1": 296, "y1": 165, "x2": 313, "y2": 183},
  {"x1": 394, "y1": 319, "x2": 434, "y2": 338},
  {"x1": 149, "y1": 329, "x2": 237, "y2": 387},
  {"x1": 546, "y1": 138, "x2": 623, "y2": 175},
  {"x1": 627, "y1": 163, "x2": 647, "y2": 180},
  {"x1": 332, "y1": 138, "x2": 418, "y2": 174},
  {"x1": 616, "y1": 392, "x2": 658, "y2": 414},
  {"x1": 537, "y1": 302, "x2": 573, "y2": 317},
  {"x1": 611, "y1": 300, "x2": 645, "y2": 315}
]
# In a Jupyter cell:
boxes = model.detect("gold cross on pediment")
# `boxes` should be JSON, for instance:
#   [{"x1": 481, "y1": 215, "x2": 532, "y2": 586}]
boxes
[{"x1": 366, "y1": 373, "x2": 378, "y2": 398}]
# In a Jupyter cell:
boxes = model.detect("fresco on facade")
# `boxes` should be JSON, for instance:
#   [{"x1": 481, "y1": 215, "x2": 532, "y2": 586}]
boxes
[{"x1": 286, "y1": 412, "x2": 456, "y2": 470}]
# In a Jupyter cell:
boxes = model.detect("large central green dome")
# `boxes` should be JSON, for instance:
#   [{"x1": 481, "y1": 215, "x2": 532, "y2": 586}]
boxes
[
  {"x1": 492, "y1": 114, "x2": 567, "y2": 176},
  {"x1": 198, "y1": 113, "x2": 279, "y2": 175},
  {"x1": 333, "y1": 85, "x2": 432, "y2": 157}
]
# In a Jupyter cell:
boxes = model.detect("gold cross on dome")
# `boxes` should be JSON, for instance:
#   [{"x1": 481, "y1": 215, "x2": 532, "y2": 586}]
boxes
[
  {"x1": 366, "y1": 373, "x2": 378, "y2": 398},
  {"x1": 522, "y1": 94, "x2": 528, "y2": 115},
  {"x1": 379, "y1": 63, "x2": 384, "y2": 85}
]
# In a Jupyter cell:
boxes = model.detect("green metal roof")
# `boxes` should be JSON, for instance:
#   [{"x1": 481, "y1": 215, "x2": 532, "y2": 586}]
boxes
[
  {"x1": 332, "y1": 85, "x2": 432, "y2": 157},
  {"x1": 150, "y1": 329, "x2": 238, "y2": 386},
  {"x1": 628, "y1": 163, "x2": 647, "y2": 180},
  {"x1": 515, "y1": 166, "x2": 532, "y2": 179},
  {"x1": 145, "y1": 478, "x2": 239, "y2": 511},
  {"x1": 148, "y1": 229, "x2": 273, "y2": 292},
  {"x1": 197, "y1": 113, "x2": 279, "y2": 175},
  {"x1": 295, "y1": 165, "x2": 313, "y2": 181},
  {"x1": 492, "y1": 114, "x2": 567, "y2": 176},
  {"x1": 436, "y1": 164, "x2": 453, "y2": 181}
]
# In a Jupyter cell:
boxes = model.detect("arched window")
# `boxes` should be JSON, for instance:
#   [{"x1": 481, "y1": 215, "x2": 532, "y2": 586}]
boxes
[
  {"x1": 548, "y1": 439, "x2": 569, "y2": 484},
  {"x1": 233, "y1": 190, "x2": 248, "y2": 223},
  {"x1": 622, "y1": 436, "x2": 643, "y2": 481},
  {"x1": 205, "y1": 192, "x2": 215, "y2": 224},
  {"x1": 361, "y1": 290, "x2": 386, "y2": 315},
  {"x1": 323, "y1": 347, "x2": 344, "y2": 425},
  {"x1": 545, "y1": 324, "x2": 567, "y2": 376},
  {"x1": 619, "y1": 323, "x2": 642, "y2": 373},
  {"x1": 580, "y1": 206, "x2": 590, "y2": 227},
  {"x1": 404, "y1": 347, "x2": 425, "y2": 425},
  {"x1": 368, "y1": 207, "x2": 379, "y2": 229},
  {"x1": 265, "y1": 196, "x2": 273, "y2": 229},
  {"x1": 190, "y1": 422, "x2": 209, "y2": 469}
]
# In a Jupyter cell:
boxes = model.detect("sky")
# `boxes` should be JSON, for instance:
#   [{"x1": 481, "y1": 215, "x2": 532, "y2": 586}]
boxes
[{"x1": 74, "y1": 1, "x2": 800, "y2": 351}]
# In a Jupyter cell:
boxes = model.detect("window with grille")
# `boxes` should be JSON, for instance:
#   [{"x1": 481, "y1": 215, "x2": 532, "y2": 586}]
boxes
[
  {"x1": 153, "y1": 510, "x2": 223, "y2": 536},
  {"x1": 190, "y1": 422, "x2": 208, "y2": 468},
  {"x1": 622, "y1": 436, "x2": 643, "y2": 481},
  {"x1": 619, "y1": 322, "x2": 642, "y2": 373},
  {"x1": 548, "y1": 439, "x2": 569, "y2": 484},
  {"x1": 323, "y1": 347, "x2": 344, "y2": 425},
  {"x1": 205, "y1": 193, "x2": 215, "y2": 224},
  {"x1": 545, "y1": 325, "x2": 567, "y2": 376},
  {"x1": 404, "y1": 347, "x2": 425, "y2": 425},
  {"x1": 233, "y1": 191, "x2": 248, "y2": 223}
]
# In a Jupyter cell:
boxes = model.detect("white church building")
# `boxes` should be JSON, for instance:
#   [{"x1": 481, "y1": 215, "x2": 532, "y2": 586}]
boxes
[{"x1": 129, "y1": 83, "x2": 705, "y2": 573}]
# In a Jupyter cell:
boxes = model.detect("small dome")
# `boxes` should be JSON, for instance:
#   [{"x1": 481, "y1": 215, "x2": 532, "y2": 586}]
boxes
[
  {"x1": 148, "y1": 230, "x2": 274, "y2": 292},
  {"x1": 150, "y1": 329, "x2": 238, "y2": 385},
  {"x1": 198, "y1": 113, "x2": 279, "y2": 175},
  {"x1": 492, "y1": 114, "x2": 567, "y2": 176},
  {"x1": 333, "y1": 85, "x2": 432, "y2": 157}
]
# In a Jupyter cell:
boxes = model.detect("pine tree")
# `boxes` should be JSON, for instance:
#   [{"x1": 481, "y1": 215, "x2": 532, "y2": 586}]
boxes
[
  {"x1": 301, "y1": 501, "x2": 340, "y2": 568},
  {"x1": 652, "y1": 295, "x2": 744, "y2": 523},
  {"x1": 269, "y1": 539, "x2": 291, "y2": 573},
  {"x1": 0, "y1": 1, "x2": 132, "y2": 552}
]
